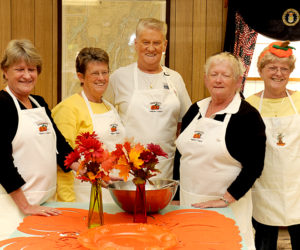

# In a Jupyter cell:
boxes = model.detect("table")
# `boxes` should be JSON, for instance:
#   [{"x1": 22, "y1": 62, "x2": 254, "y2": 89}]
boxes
[{"x1": 1, "y1": 202, "x2": 247, "y2": 249}]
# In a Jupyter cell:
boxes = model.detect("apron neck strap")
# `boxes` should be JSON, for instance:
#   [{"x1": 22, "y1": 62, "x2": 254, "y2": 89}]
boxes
[
  {"x1": 81, "y1": 90, "x2": 96, "y2": 127},
  {"x1": 5, "y1": 86, "x2": 40, "y2": 111}
]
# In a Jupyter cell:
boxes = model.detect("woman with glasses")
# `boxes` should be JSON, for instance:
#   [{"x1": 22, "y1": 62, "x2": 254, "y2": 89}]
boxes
[
  {"x1": 52, "y1": 47, "x2": 125, "y2": 203},
  {"x1": 246, "y1": 41, "x2": 300, "y2": 250}
]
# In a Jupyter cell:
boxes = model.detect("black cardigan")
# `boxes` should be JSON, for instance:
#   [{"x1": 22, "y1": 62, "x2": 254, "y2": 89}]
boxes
[
  {"x1": 0, "y1": 90, "x2": 73, "y2": 193},
  {"x1": 173, "y1": 99, "x2": 266, "y2": 201}
]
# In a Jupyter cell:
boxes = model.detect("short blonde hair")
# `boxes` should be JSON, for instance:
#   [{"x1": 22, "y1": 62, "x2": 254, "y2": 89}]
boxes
[
  {"x1": 136, "y1": 18, "x2": 167, "y2": 40},
  {"x1": 257, "y1": 48, "x2": 296, "y2": 72},
  {"x1": 204, "y1": 52, "x2": 245, "y2": 80},
  {"x1": 1, "y1": 39, "x2": 42, "y2": 80}
]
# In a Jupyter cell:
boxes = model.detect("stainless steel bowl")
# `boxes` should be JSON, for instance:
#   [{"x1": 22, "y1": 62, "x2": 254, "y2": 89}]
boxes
[{"x1": 108, "y1": 179, "x2": 179, "y2": 213}]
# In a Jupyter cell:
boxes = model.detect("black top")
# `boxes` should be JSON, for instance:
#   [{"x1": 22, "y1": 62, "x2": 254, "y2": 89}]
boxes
[
  {"x1": 173, "y1": 99, "x2": 266, "y2": 200},
  {"x1": 0, "y1": 90, "x2": 73, "y2": 194}
]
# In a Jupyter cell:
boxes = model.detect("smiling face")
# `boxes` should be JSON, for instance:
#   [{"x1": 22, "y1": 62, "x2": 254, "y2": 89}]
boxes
[
  {"x1": 259, "y1": 61, "x2": 291, "y2": 98},
  {"x1": 205, "y1": 61, "x2": 241, "y2": 103},
  {"x1": 78, "y1": 61, "x2": 109, "y2": 103},
  {"x1": 3, "y1": 59, "x2": 38, "y2": 100},
  {"x1": 135, "y1": 28, "x2": 167, "y2": 73}
]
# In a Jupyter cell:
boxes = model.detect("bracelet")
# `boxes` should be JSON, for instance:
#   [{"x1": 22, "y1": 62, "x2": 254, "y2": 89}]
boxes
[{"x1": 220, "y1": 196, "x2": 229, "y2": 206}]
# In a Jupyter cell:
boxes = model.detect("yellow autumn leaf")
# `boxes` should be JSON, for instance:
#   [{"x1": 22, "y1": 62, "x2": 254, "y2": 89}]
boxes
[{"x1": 129, "y1": 147, "x2": 144, "y2": 169}]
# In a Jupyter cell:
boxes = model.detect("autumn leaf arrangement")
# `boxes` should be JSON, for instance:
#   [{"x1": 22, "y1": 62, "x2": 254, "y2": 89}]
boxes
[
  {"x1": 64, "y1": 132, "x2": 168, "y2": 186},
  {"x1": 64, "y1": 132, "x2": 115, "y2": 184},
  {"x1": 111, "y1": 141, "x2": 168, "y2": 185}
]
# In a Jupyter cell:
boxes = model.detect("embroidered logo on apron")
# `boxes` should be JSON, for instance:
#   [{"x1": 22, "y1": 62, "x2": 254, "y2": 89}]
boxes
[
  {"x1": 191, "y1": 131, "x2": 204, "y2": 142},
  {"x1": 276, "y1": 133, "x2": 286, "y2": 146},
  {"x1": 150, "y1": 102, "x2": 162, "y2": 112},
  {"x1": 110, "y1": 123, "x2": 120, "y2": 135},
  {"x1": 38, "y1": 122, "x2": 50, "y2": 134}
]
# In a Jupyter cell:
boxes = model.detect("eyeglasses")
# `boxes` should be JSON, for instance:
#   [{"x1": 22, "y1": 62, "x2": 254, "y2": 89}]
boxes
[
  {"x1": 265, "y1": 66, "x2": 290, "y2": 74},
  {"x1": 89, "y1": 71, "x2": 109, "y2": 78}
]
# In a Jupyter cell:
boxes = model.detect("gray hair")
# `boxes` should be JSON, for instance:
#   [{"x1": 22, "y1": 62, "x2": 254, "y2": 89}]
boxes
[
  {"x1": 204, "y1": 52, "x2": 245, "y2": 80},
  {"x1": 136, "y1": 18, "x2": 167, "y2": 40}
]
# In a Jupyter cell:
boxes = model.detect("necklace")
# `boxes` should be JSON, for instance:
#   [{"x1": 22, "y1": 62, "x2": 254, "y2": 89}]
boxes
[
  {"x1": 139, "y1": 70, "x2": 164, "y2": 89},
  {"x1": 270, "y1": 97, "x2": 286, "y2": 117}
]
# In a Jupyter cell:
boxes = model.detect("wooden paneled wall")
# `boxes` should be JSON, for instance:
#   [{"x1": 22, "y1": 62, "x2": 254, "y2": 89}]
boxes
[
  {"x1": 169, "y1": 0, "x2": 228, "y2": 103},
  {"x1": 1, "y1": 0, "x2": 227, "y2": 106},
  {"x1": 0, "y1": 0, "x2": 58, "y2": 108}
]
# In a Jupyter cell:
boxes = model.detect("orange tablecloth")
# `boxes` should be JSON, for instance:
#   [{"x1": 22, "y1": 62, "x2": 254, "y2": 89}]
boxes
[{"x1": 0, "y1": 203, "x2": 246, "y2": 250}]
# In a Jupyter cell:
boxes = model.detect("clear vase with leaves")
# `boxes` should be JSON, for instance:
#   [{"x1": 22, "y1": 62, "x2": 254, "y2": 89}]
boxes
[{"x1": 88, "y1": 180, "x2": 104, "y2": 228}]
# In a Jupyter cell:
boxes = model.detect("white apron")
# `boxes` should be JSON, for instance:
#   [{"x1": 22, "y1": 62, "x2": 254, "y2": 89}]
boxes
[
  {"x1": 73, "y1": 91, "x2": 126, "y2": 203},
  {"x1": 176, "y1": 94, "x2": 254, "y2": 250},
  {"x1": 0, "y1": 87, "x2": 57, "y2": 240},
  {"x1": 123, "y1": 63, "x2": 180, "y2": 179},
  {"x1": 252, "y1": 90, "x2": 300, "y2": 226}
]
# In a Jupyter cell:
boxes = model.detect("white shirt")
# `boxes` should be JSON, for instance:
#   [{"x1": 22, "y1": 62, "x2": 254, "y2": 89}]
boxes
[{"x1": 105, "y1": 63, "x2": 191, "y2": 122}]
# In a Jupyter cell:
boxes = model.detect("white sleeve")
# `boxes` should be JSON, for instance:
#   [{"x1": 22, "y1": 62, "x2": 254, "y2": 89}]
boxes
[{"x1": 172, "y1": 72, "x2": 192, "y2": 121}]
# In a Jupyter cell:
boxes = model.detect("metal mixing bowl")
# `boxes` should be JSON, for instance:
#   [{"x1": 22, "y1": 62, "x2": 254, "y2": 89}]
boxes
[{"x1": 108, "y1": 179, "x2": 179, "y2": 213}]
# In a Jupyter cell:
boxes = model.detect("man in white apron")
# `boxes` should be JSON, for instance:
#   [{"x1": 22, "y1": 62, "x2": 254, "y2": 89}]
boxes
[{"x1": 106, "y1": 18, "x2": 191, "y2": 179}]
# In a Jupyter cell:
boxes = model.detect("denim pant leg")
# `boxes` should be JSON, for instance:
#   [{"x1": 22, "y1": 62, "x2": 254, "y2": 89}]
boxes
[
  {"x1": 252, "y1": 218, "x2": 278, "y2": 250},
  {"x1": 288, "y1": 224, "x2": 300, "y2": 250}
]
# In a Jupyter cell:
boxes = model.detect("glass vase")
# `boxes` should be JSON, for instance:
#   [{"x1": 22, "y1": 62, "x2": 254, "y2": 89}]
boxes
[
  {"x1": 88, "y1": 180, "x2": 104, "y2": 228},
  {"x1": 133, "y1": 182, "x2": 147, "y2": 223}
]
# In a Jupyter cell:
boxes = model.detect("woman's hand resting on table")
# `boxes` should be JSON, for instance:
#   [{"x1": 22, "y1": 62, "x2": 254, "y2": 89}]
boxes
[
  {"x1": 20, "y1": 204, "x2": 62, "y2": 216},
  {"x1": 191, "y1": 192, "x2": 236, "y2": 208},
  {"x1": 10, "y1": 188, "x2": 62, "y2": 216}
]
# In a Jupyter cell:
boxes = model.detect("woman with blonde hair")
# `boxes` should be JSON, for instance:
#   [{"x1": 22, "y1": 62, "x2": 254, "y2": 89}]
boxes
[
  {"x1": 0, "y1": 39, "x2": 79, "y2": 240},
  {"x1": 247, "y1": 41, "x2": 300, "y2": 250}
]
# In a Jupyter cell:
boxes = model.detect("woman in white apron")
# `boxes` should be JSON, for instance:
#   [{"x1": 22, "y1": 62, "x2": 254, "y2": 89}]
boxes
[
  {"x1": 247, "y1": 41, "x2": 300, "y2": 250},
  {"x1": 0, "y1": 39, "x2": 79, "y2": 240},
  {"x1": 175, "y1": 52, "x2": 266, "y2": 250},
  {"x1": 106, "y1": 18, "x2": 191, "y2": 179},
  {"x1": 52, "y1": 47, "x2": 125, "y2": 203}
]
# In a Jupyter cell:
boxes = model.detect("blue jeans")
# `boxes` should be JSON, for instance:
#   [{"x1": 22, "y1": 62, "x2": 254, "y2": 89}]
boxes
[{"x1": 252, "y1": 218, "x2": 300, "y2": 250}]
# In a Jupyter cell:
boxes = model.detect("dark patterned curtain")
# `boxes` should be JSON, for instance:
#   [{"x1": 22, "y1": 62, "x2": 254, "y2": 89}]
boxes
[
  {"x1": 224, "y1": 0, "x2": 300, "y2": 92},
  {"x1": 232, "y1": 13, "x2": 257, "y2": 92}
]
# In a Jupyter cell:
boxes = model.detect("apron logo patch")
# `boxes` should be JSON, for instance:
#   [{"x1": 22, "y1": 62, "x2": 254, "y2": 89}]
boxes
[
  {"x1": 191, "y1": 131, "x2": 203, "y2": 141},
  {"x1": 110, "y1": 124, "x2": 120, "y2": 134},
  {"x1": 38, "y1": 122, "x2": 50, "y2": 134},
  {"x1": 150, "y1": 102, "x2": 162, "y2": 112},
  {"x1": 276, "y1": 133, "x2": 286, "y2": 146},
  {"x1": 163, "y1": 83, "x2": 169, "y2": 89}
]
